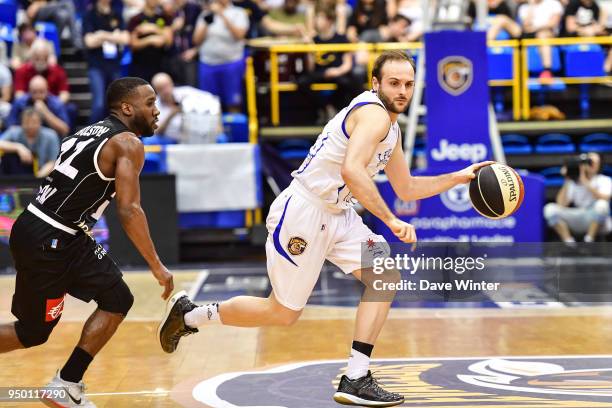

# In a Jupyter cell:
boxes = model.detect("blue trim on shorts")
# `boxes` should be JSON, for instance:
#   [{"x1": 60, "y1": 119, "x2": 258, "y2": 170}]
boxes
[
  {"x1": 341, "y1": 102, "x2": 385, "y2": 138},
  {"x1": 273, "y1": 196, "x2": 298, "y2": 267}
]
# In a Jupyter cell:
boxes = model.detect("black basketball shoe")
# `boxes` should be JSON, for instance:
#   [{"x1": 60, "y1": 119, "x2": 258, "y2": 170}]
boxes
[
  {"x1": 333, "y1": 371, "x2": 404, "y2": 407},
  {"x1": 158, "y1": 290, "x2": 199, "y2": 353}
]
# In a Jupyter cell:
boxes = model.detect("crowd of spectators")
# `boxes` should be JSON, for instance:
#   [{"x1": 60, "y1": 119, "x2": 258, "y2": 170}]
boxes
[{"x1": 0, "y1": 0, "x2": 611, "y2": 176}]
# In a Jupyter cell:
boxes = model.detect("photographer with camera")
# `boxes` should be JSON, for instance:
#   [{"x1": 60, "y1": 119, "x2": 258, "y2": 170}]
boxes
[{"x1": 544, "y1": 152, "x2": 611, "y2": 243}]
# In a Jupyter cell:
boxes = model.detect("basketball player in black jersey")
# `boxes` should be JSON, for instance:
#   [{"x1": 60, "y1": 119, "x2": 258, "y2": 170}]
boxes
[{"x1": 0, "y1": 77, "x2": 174, "y2": 408}]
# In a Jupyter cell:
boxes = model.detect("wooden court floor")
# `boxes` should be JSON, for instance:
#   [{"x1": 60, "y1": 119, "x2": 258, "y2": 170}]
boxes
[{"x1": 2, "y1": 270, "x2": 612, "y2": 407}]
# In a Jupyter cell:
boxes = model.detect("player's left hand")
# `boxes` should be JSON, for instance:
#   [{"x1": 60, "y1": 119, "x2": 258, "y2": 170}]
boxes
[
  {"x1": 453, "y1": 161, "x2": 496, "y2": 184},
  {"x1": 152, "y1": 264, "x2": 174, "y2": 300}
]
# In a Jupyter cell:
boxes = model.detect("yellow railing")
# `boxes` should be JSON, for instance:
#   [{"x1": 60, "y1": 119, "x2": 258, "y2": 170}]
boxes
[
  {"x1": 244, "y1": 56, "x2": 262, "y2": 224},
  {"x1": 260, "y1": 40, "x2": 522, "y2": 125},
  {"x1": 520, "y1": 36, "x2": 612, "y2": 120},
  {"x1": 251, "y1": 37, "x2": 612, "y2": 126}
]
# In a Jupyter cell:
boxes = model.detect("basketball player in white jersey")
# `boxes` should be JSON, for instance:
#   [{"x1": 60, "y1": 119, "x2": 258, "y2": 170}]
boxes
[{"x1": 159, "y1": 50, "x2": 493, "y2": 406}]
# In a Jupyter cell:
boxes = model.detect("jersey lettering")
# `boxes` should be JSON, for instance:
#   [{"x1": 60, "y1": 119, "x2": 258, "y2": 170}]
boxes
[
  {"x1": 36, "y1": 185, "x2": 57, "y2": 205},
  {"x1": 55, "y1": 138, "x2": 96, "y2": 179}
]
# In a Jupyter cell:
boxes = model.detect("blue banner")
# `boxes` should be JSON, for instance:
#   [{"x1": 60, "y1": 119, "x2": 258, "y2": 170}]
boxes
[
  {"x1": 425, "y1": 31, "x2": 492, "y2": 170},
  {"x1": 374, "y1": 172, "x2": 545, "y2": 242},
  {"x1": 373, "y1": 30, "x2": 546, "y2": 242}
]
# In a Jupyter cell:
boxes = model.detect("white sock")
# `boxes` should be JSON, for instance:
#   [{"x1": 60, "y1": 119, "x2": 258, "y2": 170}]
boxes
[
  {"x1": 184, "y1": 303, "x2": 220, "y2": 328},
  {"x1": 345, "y1": 349, "x2": 370, "y2": 380},
  {"x1": 584, "y1": 235, "x2": 594, "y2": 243},
  {"x1": 563, "y1": 237, "x2": 575, "y2": 243}
]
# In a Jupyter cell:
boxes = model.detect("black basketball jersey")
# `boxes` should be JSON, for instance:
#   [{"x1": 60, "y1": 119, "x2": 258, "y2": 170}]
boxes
[{"x1": 32, "y1": 115, "x2": 130, "y2": 233}]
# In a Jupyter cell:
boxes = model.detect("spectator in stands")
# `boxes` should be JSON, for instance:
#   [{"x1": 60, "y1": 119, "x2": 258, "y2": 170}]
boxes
[
  {"x1": 14, "y1": 40, "x2": 70, "y2": 104},
  {"x1": 544, "y1": 152, "x2": 611, "y2": 243},
  {"x1": 128, "y1": 0, "x2": 173, "y2": 82},
  {"x1": 468, "y1": 0, "x2": 522, "y2": 40},
  {"x1": 298, "y1": 8, "x2": 359, "y2": 124},
  {"x1": 0, "y1": 40, "x2": 7, "y2": 67},
  {"x1": 0, "y1": 45, "x2": 11, "y2": 130},
  {"x1": 232, "y1": 0, "x2": 307, "y2": 38},
  {"x1": 352, "y1": 14, "x2": 411, "y2": 82},
  {"x1": 21, "y1": 0, "x2": 82, "y2": 48},
  {"x1": 193, "y1": 0, "x2": 249, "y2": 112},
  {"x1": 0, "y1": 108, "x2": 60, "y2": 177},
  {"x1": 10, "y1": 23, "x2": 57, "y2": 71},
  {"x1": 564, "y1": 0, "x2": 606, "y2": 36},
  {"x1": 518, "y1": 0, "x2": 564, "y2": 82},
  {"x1": 346, "y1": 0, "x2": 389, "y2": 43},
  {"x1": 83, "y1": 0, "x2": 130, "y2": 122},
  {"x1": 151, "y1": 72, "x2": 222, "y2": 142},
  {"x1": 387, "y1": 0, "x2": 423, "y2": 41},
  {"x1": 562, "y1": 0, "x2": 612, "y2": 74},
  {"x1": 160, "y1": 0, "x2": 202, "y2": 86},
  {"x1": 266, "y1": 0, "x2": 307, "y2": 38},
  {"x1": 305, "y1": 0, "x2": 349, "y2": 36},
  {"x1": 354, "y1": 13, "x2": 411, "y2": 42},
  {"x1": 8, "y1": 75, "x2": 69, "y2": 137}
]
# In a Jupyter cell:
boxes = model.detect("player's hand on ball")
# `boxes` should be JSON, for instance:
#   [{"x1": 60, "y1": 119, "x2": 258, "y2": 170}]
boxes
[
  {"x1": 387, "y1": 218, "x2": 417, "y2": 243},
  {"x1": 454, "y1": 161, "x2": 496, "y2": 184},
  {"x1": 152, "y1": 265, "x2": 174, "y2": 300}
]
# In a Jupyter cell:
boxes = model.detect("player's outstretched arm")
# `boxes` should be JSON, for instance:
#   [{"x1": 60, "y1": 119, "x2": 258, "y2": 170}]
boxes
[
  {"x1": 386, "y1": 138, "x2": 494, "y2": 201},
  {"x1": 342, "y1": 104, "x2": 416, "y2": 243},
  {"x1": 111, "y1": 133, "x2": 174, "y2": 299}
]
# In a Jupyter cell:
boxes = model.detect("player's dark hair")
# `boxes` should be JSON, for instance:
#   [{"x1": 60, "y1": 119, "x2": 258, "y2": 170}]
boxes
[
  {"x1": 372, "y1": 50, "x2": 416, "y2": 81},
  {"x1": 106, "y1": 77, "x2": 150, "y2": 111}
]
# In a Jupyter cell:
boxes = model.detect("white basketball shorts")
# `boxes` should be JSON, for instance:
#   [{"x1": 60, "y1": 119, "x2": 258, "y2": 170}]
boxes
[{"x1": 265, "y1": 180, "x2": 389, "y2": 311}]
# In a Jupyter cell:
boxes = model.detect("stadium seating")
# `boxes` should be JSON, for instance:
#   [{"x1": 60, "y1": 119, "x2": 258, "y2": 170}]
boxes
[
  {"x1": 141, "y1": 136, "x2": 176, "y2": 173},
  {"x1": 579, "y1": 133, "x2": 612, "y2": 153},
  {"x1": 222, "y1": 113, "x2": 249, "y2": 143},
  {"x1": 540, "y1": 166, "x2": 565, "y2": 187},
  {"x1": 277, "y1": 139, "x2": 312, "y2": 160},
  {"x1": 35, "y1": 22, "x2": 60, "y2": 56},
  {"x1": 502, "y1": 134, "x2": 532, "y2": 155},
  {"x1": 534, "y1": 133, "x2": 575, "y2": 154},
  {"x1": 0, "y1": 0, "x2": 17, "y2": 27},
  {"x1": 563, "y1": 44, "x2": 605, "y2": 77}
]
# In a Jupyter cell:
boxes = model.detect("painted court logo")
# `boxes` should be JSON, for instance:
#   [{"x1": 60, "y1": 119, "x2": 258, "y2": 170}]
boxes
[
  {"x1": 189, "y1": 356, "x2": 612, "y2": 407},
  {"x1": 438, "y1": 56, "x2": 473, "y2": 96}
]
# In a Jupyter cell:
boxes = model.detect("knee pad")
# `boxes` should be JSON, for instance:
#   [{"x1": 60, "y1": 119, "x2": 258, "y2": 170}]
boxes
[
  {"x1": 14, "y1": 320, "x2": 55, "y2": 348},
  {"x1": 94, "y1": 279, "x2": 134, "y2": 316}
]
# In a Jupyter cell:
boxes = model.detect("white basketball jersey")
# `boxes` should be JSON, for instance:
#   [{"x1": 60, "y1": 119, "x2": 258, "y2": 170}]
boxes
[{"x1": 292, "y1": 90, "x2": 400, "y2": 210}]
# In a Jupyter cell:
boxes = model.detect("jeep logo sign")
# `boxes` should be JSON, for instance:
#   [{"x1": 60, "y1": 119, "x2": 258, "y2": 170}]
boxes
[{"x1": 430, "y1": 139, "x2": 488, "y2": 163}]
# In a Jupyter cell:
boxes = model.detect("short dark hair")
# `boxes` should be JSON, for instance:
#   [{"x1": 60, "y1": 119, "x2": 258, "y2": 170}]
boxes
[
  {"x1": 106, "y1": 77, "x2": 151, "y2": 111},
  {"x1": 316, "y1": 6, "x2": 336, "y2": 22},
  {"x1": 21, "y1": 107, "x2": 42, "y2": 123},
  {"x1": 372, "y1": 50, "x2": 416, "y2": 81},
  {"x1": 391, "y1": 14, "x2": 411, "y2": 25}
]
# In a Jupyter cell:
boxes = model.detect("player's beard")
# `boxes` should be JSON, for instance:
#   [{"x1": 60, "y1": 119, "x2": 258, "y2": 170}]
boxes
[
  {"x1": 135, "y1": 114, "x2": 155, "y2": 137},
  {"x1": 377, "y1": 87, "x2": 408, "y2": 114}
]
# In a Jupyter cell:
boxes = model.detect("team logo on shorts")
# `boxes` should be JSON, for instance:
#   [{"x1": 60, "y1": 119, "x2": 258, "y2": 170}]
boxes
[
  {"x1": 45, "y1": 295, "x2": 66, "y2": 322},
  {"x1": 438, "y1": 56, "x2": 473, "y2": 96},
  {"x1": 287, "y1": 237, "x2": 307, "y2": 255}
]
